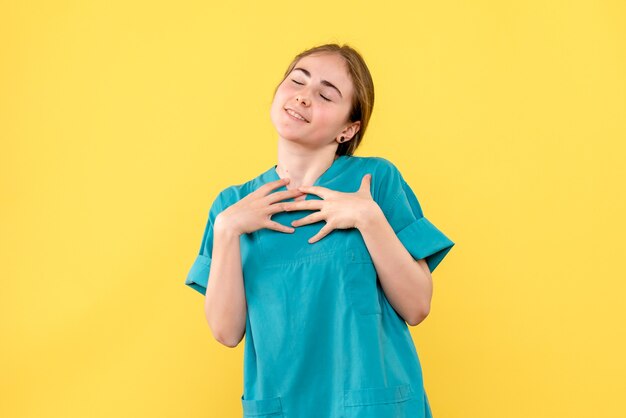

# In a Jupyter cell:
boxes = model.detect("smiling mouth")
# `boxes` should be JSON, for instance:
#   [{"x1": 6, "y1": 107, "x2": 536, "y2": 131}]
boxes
[{"x1": 285, "y1": 108, "x2": 309, "y2": 123}]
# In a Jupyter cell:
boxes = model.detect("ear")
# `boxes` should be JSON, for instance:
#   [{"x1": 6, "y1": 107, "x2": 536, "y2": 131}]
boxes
[{"x1": 341, "y1": 120, "x2": 361, "y2": 141}]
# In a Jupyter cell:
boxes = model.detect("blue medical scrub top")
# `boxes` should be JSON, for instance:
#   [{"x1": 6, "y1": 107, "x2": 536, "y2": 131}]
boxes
[{"x1": 185, "y1": 155, "x2": 455, "y2": 418}]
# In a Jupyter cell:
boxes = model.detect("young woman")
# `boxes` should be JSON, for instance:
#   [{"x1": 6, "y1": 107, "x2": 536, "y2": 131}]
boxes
[{"x1": 185, "y1": 43, "x2": 455, "y2": 418}]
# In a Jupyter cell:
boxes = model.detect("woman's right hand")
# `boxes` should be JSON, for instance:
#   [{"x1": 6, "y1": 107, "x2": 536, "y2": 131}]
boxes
[{"x1": 214, "y1": 178, "x2": 305, "y2": 236}]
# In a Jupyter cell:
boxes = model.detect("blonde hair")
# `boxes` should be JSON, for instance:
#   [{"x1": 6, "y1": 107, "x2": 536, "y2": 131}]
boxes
[{"x1": 273, "y1": 43, "x2": 375, "y2": 156}]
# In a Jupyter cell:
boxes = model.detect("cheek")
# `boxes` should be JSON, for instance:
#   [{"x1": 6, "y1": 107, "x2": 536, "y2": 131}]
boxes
[
  {"x1": 321, "y1": 109, "x2": 344, "y2": 125},
  {"x1": 272, "y1": 84, "x2": 290, "y2": 105},
  {"x1": 270, "y1": 91, "x2": 289, "y2": 123},
  {"x1": 271, "y1": 89, "x2": 286, "y2": 109},
  {"x1": 269, "y1": 100, "x2": 282, "y2": 122},
  {"x1": 277, "y1": 80, "x2": 294, "y2": 93}
]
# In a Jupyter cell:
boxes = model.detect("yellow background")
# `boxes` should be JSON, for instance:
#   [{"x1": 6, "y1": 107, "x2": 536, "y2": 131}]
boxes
[{"x1": 2, "y1": 1, "x2": 625, "y2": 417}]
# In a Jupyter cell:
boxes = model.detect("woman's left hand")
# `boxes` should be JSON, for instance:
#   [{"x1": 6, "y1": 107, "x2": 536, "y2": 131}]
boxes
[{"x1": 284, "y1": 174, "x2": 378, "y2": 243}]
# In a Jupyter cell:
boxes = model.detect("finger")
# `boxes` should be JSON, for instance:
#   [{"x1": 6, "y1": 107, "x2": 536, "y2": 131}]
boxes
[
  {"x1": 280, "y1": 199, "x2": 323, "y2": 213},
  {"x1": 359, "y1": 173, "x2": 372, "y2": 195},
  {"x1": 266, "y1": 188, "x2": 306, "y2": 204},
  {"x1": 266, "y1": 200, "x2": 297, "y2": 215},
  {"x1": 259, "y1": 177, "x2": 291, "y2": 196},
  {"x1": 297, "y1": 185, "x2": 329, "y2": 199},
  {"x1": 265, "y1": 220, "x2": 296, "y2": 234},
  {"x1": 291, "y1": 212, "x2": 324, "y2": 227},
  {"x1": 308, "y1": 224, "x2": 334, "y2": 244}
]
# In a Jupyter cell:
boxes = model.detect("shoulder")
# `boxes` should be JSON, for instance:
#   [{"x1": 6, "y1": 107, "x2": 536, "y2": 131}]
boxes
[
  {"x1": 348, "y1": 155, "x2": 406, "y2": 201},
  {"x1": 209, "y1": 170, "x2": 270, "y2": 214},
  {"x1": 211, "y1": 184, "x2": 246, "y2": 213},
  {"x1": 348, "y1": 155, "x2": 403, "y2": 179}
]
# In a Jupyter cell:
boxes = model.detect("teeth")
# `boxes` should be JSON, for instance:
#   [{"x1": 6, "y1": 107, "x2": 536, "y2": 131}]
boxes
[{"x1": 287, "y1": 109, "x2": 306, "y2": 121}]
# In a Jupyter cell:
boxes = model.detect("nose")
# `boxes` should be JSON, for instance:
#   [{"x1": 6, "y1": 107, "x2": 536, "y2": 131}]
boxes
[{"x1": 296, "y1": 94, "x2": 309, "y2": 106}]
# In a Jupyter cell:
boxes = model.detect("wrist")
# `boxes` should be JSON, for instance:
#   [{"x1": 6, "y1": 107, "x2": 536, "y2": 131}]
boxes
[
  {"x1": 214, "y1": 213, "x2": 243, "y2": 238},
  {"x1": 355, "y1": 200, "x2": 385, "y2": 231}
]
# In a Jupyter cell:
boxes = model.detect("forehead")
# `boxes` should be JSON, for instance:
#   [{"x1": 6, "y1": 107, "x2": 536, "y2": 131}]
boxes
[{"x1": 293, "y1": 53, "x2": 353, "y2": 92}]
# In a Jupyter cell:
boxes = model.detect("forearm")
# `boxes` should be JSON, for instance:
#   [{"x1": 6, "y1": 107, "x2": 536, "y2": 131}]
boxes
[
  {"x1": 356, "y1": 203, "x2": 433, "y2": 326},
  {"x1": 204, "y1": 217, "x2": 247, "y2": 347}
]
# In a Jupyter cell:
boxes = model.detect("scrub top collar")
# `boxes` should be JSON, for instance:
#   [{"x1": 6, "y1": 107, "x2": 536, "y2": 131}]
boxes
[{"x1": 262, "y1": 154, "x2": 351, "y2": 201}]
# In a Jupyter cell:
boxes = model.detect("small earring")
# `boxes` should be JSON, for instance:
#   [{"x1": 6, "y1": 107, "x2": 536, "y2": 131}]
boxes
[{"x1": 339, "y1": 136, "x2": 344, "y2": 142}]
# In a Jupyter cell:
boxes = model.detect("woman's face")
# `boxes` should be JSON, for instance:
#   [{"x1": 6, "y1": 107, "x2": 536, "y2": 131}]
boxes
[{"x1": 270, "y1": 52, "x2": 359, "y2": 149}]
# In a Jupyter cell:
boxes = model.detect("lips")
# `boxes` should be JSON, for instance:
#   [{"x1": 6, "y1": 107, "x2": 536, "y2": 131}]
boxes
[{"x1": 284, "y1": 107, "x2": 309, "y2": 123}]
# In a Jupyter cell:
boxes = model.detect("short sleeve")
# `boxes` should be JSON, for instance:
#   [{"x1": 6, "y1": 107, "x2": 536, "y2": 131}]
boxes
[
  {"x1": 184, "y1": 190, "x2": 227, "y2": 296},
  {"x1": 375, "y1": 159, "x2": 455, "y2": 273}
]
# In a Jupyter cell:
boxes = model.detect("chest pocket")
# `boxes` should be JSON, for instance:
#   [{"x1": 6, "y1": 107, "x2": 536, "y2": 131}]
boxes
[{"x1": 345, "y1": 249, "x2": 383, "y2": 316}]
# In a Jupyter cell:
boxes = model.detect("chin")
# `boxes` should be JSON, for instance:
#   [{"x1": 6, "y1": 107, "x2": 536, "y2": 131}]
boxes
[
  {"x1": 275, "y1": 129, "x2": 304, "y2": 143},
  {"x1": 271, "y1": 118, "x2": 304, "y2": 143}
]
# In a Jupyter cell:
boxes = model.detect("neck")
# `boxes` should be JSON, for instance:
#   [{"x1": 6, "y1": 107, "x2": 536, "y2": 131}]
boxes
[{"x1": 275, "y1": 138, "x2": 339, "y2": 187}]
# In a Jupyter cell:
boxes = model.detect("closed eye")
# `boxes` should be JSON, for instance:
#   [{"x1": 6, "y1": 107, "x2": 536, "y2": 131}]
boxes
[{"x1": 291, "y1": 79, "x2": 332, "y2": 102}]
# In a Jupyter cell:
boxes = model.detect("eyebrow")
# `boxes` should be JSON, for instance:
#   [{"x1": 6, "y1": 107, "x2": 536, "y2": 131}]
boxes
[{"x1": 292, "y1": 67, "x2": 343, "y2": 99}]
